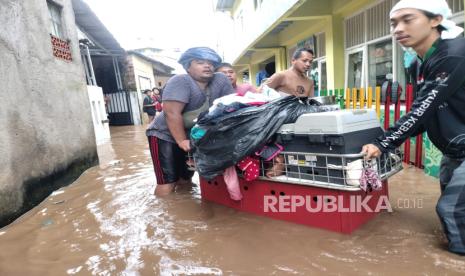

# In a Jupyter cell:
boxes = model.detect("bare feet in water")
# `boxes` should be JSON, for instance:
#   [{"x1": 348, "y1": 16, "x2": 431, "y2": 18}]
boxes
[
  {"x1": 154, "y1": 183, "x2": 175, "y2": 196},
  {"x1": 175, "y1": 178, "x2": 195, "y2": 192},
  {"x1": 154, "y1": 178, "x2": 194, "y2": 196}
]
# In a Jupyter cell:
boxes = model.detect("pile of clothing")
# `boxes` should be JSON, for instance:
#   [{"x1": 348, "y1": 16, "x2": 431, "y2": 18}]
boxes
[{"x1": 190, "y1": 89, "x2": 339, "y2": 200}]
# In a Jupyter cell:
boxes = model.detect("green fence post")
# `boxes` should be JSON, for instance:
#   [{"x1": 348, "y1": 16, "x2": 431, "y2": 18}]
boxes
[{"x1": 339, "y1": 88, "x2": 345, "y2": 109}]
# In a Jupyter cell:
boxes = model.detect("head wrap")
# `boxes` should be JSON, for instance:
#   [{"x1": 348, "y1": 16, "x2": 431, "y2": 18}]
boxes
[
  {"x1": 178, "y1": 47, "x2": 222, "y2": 71},
  {"x1": 390, "y1": 0, "x2": 464, "y2": 39}
]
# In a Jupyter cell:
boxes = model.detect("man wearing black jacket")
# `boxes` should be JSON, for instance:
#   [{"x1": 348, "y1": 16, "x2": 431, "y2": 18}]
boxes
[{"x1": 362, "y1": 0, "x2": 465, "y2": 255}]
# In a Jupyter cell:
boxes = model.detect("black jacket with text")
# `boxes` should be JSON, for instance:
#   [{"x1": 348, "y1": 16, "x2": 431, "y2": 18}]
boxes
[{"x1": 373, "y1": 37, "x2": 465, "y2": 158}]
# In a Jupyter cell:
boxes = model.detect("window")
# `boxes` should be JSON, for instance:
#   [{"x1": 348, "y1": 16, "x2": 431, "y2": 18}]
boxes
[
  {"x1": 347, "y1": 51, "x2": 364, "y2": 88},
  {"x1": 311, "y1": 60, "x2": 327, "y2": 94},
  {"x1": 345, "y1": 12, "x2": 364, "y2": 48},
  {"x1": 345, "y1": 0, "x2": 398, "y2": 89},
  {"x1": 447, "y1": 0, "x2": 464, "y2": 14},
  {"x1": 47, "y1": 1, "x2": 64, "y2": 38},
  {"x1": 366, "y1": 0, "x2": 392, "y2": 41},
  {"x1": 345, "y1": 0, "x2": 395, "y2": 48},
  {"x1": 449, "y1": 0, "x2": 464, "y2": 37},
  {"x1": 368, "y1": 40, "x2": 393, "y2": 88},
  {"x1": 138, "y1": 76, "x2": 152, "y2": 91},
  {"x1": 241, "y1": 71, "x2": 250, "y2": 83},
  {"x1": 320, "y1": 61, "x2": 327, "y2": 91},
  {"x1": 297, "y1": 36, "x2": 316, "y2": 52}
]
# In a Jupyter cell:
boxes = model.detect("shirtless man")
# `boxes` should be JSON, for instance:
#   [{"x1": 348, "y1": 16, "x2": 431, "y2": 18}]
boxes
[
  {"x1": 261, "y1": 48, "x2": 314, "y2": 177},
  {"x1": 261, "y1": 48, "x2": 314, "y2": 97}
]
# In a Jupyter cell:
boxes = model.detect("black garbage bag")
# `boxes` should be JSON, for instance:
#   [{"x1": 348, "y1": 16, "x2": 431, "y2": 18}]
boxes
[{"x1": 191, "y1": 96, "x2": 335, "y2": 179}]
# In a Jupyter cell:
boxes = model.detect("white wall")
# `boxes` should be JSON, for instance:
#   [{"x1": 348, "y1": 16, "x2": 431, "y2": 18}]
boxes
[
  {"x1": 130, "y1": 91, "x2": 143, "y2": 126},
  {"x1": 87, "y1": 85, "x2": 111, "y2": 144},
  {"x1": 220, "y1": 0, "x2": 300, "y2": 63},
  {"x1": 131, "y1": 55, "x2": 156, "y2": 92}
]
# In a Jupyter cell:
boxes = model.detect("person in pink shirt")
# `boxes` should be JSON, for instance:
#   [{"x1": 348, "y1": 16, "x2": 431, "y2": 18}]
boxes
[{"x1": 216, "y1": 63, "x2": 257, "y2": 96}]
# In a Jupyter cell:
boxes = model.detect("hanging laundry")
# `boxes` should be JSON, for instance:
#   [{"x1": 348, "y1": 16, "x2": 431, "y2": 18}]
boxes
[{"x1": 359, "y1": 160, "x2": 382, "y2": 191}]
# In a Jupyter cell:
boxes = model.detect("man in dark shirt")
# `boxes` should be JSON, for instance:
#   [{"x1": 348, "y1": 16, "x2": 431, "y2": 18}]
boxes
[
  {"x1": 362, "y1": 0, "x2": 465, "y2": 255},
  {"x1": 146, "y1": 47, "x2": 234, "y2": 196},
  {"x1": 142, "y1": 89, "x2": 156, "y2": 123}
]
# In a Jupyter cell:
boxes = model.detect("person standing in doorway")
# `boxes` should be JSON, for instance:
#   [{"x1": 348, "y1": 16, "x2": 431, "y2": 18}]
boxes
[
  {"x1": 362, "y1": 0, "x2": 465, "y2": 255},
  {"x1": 146, "y1": 47, "x2": 235, "y2": 196}
]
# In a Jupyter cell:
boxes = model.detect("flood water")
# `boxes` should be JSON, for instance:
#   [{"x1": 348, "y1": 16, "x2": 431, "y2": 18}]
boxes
[{"x1": 0, "y1": 126, "x2": 464, "y2": 275}]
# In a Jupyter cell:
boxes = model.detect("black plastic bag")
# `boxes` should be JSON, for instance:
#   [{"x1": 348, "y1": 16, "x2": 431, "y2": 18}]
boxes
[{"x1": 191, "y1": 96, "x2": 334, "y2": 179}]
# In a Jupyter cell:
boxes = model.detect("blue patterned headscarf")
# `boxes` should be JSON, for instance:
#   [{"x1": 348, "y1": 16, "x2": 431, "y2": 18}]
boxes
[{"x1": 178, "y1": 47, "x2": 222, "y2": 71}]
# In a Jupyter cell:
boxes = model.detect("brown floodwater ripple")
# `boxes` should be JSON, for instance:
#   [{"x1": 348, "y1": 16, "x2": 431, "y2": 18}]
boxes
[{"x1": 0, "y1": 126, "x2": 464, "y2": 275}]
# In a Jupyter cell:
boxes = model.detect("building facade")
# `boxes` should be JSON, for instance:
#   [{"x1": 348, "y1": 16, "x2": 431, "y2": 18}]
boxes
[
  {"x1": 215, "y1": 0, "x2": 465, "y2": 177},
  {"x1": 125, "y1": 51, "x2": 174, "y2": 123},
  {"x1": 0, "y1": 0, "x2": 99, "y2": 226},
  {"x1": 216, "y1": 0, "x2": 464, "y2": 91}
]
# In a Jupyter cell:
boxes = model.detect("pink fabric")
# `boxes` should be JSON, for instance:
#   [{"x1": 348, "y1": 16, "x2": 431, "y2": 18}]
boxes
[
  {"x1": 223, "y1": 166, "x2": 242, "y2": 200},
  {"x1": 245, "y1": 101, "x2": 266, "y2": 106},
  {"x1": 237, "y1": 156, "x2": 260, "y2": 182},
  {"x1": 235, "y1": 83, "x2": 257, "y2": 96}
]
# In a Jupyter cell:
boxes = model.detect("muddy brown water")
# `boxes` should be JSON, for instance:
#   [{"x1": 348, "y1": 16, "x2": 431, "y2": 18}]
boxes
[{"x1": 0, "y1": 126, "x2": 464, "y2": 275}]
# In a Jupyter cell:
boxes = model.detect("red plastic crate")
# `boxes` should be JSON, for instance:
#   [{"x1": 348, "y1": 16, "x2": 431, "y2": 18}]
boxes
[{"x1": 200, "y1": 177, "x2": 389, "y2": 234}]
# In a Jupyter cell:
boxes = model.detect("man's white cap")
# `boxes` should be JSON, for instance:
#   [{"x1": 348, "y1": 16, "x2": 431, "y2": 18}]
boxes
[{"x1": 390, "y1": 0, "x2": 464, "y2": 39}]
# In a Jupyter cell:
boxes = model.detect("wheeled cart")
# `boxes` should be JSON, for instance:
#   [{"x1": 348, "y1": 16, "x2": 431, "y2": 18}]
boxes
[
  {"x1": 199, "y1": 150, "x2": 402, "y2": 233},
  {"x1": 199, "y1": 109, "x2": 403, "y2": 233}
]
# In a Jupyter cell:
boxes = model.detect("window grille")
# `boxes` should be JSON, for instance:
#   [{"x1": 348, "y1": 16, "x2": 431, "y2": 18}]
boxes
[
  {"x1": 366, "y1": 0, "x2": 393, "y2": 41},
  {"x1": 345, "y1": 12, "x2": 365, "y2": 48},
  {"x1": 447, "y1": 0, "x2": 464, "y2": 14}
]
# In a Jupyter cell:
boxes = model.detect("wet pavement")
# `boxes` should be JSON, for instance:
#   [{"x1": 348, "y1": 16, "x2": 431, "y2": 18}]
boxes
[{"x1": 0, "y1": 126, "x2": 464, "y2": 275}]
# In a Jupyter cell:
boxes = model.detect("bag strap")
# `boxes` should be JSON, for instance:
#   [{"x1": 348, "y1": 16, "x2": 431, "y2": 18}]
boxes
[{"x1": 181, "y1": 85, "x2": 213, "y2": 129}]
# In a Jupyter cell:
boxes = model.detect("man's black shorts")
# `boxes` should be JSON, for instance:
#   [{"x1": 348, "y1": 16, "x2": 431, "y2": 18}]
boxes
[{"x1": 148, "y1": 136, "x2": 194, "y2": 184}]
